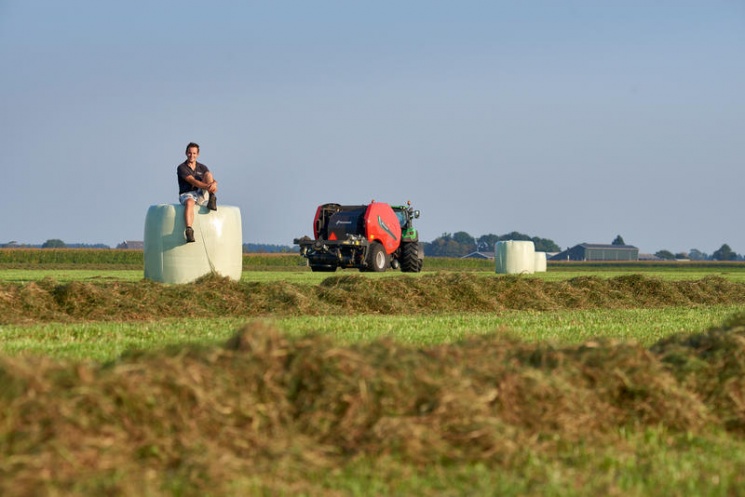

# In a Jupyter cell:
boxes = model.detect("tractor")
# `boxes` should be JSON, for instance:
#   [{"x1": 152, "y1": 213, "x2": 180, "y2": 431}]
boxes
[{"x1": 293, "y1": 201, "x2": 423, "y2": 272}]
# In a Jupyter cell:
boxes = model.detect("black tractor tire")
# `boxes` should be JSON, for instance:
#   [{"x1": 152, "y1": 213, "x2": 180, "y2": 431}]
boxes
[
  {"x1": 364, "y1": 242, "x2": 389, "y2": 272},
  {"x1": 400, "y1": 242, "x2": 423, "y2": 273},
  {"x1": 310, "y1": 264, "x2": 337, "y2": 272}
]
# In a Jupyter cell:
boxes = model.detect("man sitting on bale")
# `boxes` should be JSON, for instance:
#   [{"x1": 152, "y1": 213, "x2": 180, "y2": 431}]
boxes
[{"x1": 176, "y1": 142, "x2": 218, "y2": 243}]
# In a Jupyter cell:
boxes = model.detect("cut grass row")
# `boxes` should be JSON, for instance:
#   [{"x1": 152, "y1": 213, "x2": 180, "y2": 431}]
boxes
[
  {"x1": 4, "y1": 272, "x2": 745, "y2": 324},
  {"x1": 4, "y1": 317, "x2": 745, "y2": 496}
]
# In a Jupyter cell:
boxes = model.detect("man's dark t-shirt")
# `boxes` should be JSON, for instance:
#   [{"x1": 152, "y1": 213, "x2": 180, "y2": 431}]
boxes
[{"x1": 177, "y1": 161, "x2": 211, "y2": 194}]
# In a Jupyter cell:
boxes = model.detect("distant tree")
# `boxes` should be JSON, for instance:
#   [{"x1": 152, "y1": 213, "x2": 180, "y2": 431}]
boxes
[
  {"x1": 492, "y1": 231, "x2": 558, "y2": 252},
  {"x1": 530, "y1": 236, "x2": 561, "y2": 252},
  {"x1": 476, "y1": 234, "x2": 500, "y2": 252},
  {"x1": 474, "y1": 233, "x2": 560, "y2": 253},
  {"x1": 654, "y1": 250, "x2": 675, "y2": 260},
  {"x1": 69, "y1": 243, "x2": 110, "y2": 249},
  {"x1": 612, "y1": 235, "x2": 625, "y2": 245},
  {"x1": 712, "y1": 243, "x2": 738, "y2": 261},
  {"x1": 674, "y1": 252, "x2": 689, "y2": 260},
  {"x1": 425, "y1": 233, "x2": 456, "y2": 257},
  {"x1": 452, "y1": 231, "x2": 476, "y2": 252},
  {"x1": 423, "y1": 233, "x2": 452, "y2": 256},
  {"x1": 500, "y1": 231, "x2": 532, "y2": 242},
  {"x1": 688, "y1": 248, "x2": 708, "y2": 261},
  {"x1": 425, "y1": 231, "x2": 561, "y2": 257},
  {"x1": 425, "y1": 232, "x2": 477, "y2": 257},
  {"x1": 42, "y1": 239, "x2": 66, "y2": 248}
]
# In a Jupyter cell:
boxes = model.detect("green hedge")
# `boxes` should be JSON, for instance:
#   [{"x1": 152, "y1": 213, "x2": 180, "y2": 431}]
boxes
[{"x1": 0, "y1": 249, "x2": 144, "y2": 265}]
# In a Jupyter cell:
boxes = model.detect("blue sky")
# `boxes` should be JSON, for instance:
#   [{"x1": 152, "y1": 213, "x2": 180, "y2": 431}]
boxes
[{"x1": 2, "y1": 1, "x2": 744, "y2": 254}]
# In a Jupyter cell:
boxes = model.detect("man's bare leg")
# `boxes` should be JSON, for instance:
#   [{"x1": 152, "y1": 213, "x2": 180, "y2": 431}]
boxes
[
  {"x1": 184, "y1": 197, "x2": 196, "y2": 227},
  {"x1": 184, "y1": 198, "x2": 196, "y2": 242}
]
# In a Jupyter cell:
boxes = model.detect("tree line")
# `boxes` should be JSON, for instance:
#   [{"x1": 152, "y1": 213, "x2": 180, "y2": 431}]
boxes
[
  {"x1": 3, "y1": 236, "x2": 744, "y2": 261},
  {"x1": 654, "y1": 245, "x2": 742, "y2": 261},
  {"x1": 608, "y1": 235, "x2": 741, "y2": 261},
  {"x1": 423, "y1": 232, "x2": 561, "y2": 258}
]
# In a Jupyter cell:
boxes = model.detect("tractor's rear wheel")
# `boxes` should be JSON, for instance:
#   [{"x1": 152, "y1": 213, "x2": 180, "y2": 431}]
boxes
[
  {"x1": 400, "y1": 242, "x2": 423, "y2": 273},
  {"x1": 364, "y1": 242, "x2": 389, "y2": 272}
]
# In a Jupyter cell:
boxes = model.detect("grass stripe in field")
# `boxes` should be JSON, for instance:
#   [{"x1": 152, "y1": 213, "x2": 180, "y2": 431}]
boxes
[
  {"x1": 0, "y1": 269, "x2": 144, "y2": 283},
  {"x1": 0, "y1": 318, "x2": 249, "y2": 362},
  {"x1": 275, "y1": 306, "x2": 742, "y2": 346},
  {"x1": 1, "y1": 306, "x2": 741, "y2": 362}
]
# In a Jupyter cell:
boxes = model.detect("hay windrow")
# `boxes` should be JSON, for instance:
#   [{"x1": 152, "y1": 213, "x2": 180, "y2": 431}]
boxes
[
  {"x1": 1, "y1": 274, "x2": 744, "y2": 324},
  {"x1": 1, "y1": 320, "x2": 745, "y2": 494},
  {"x1": 651, "y1": 313, "x2": 745, "y2": 433}
]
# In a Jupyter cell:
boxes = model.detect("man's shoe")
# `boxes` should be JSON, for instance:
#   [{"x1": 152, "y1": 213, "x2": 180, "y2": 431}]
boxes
[
  {"x1": 185, "y1": 227, "x2": 195, "y2": 243},
  {"x1": 207, "y1": 193, "x2": 217, "y2": 211}
]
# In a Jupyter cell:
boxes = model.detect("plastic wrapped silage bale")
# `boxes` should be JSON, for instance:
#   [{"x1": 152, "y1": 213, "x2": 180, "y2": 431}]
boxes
[
  {"x1": 144, "y1": 204, "x2": 243, "y2": 284},
  {"x1": 534, "y1": 251, "x2": 547, "y2": 272},
  {"x1": 495, "y1": 240, "x2": 535, "y2": 274}
]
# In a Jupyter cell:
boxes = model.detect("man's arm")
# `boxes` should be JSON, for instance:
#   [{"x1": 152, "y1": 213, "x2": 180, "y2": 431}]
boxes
[{"x1": 183, "y1": 174, "x2": 216, "y2": 191}]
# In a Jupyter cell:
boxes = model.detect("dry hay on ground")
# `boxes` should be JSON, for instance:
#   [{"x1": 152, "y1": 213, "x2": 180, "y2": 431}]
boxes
[
  {"x1": 2, "y1": 273, "x2": 745, "y2": 324},
  {"x1": 3, "y1": 318, "x2": 745, "y2": 494}
]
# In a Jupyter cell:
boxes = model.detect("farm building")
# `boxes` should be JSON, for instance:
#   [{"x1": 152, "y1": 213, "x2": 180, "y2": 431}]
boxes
[
  {"x1": 117, "y1": 240, "x2": 144, "y2": 250},
  {"x1": 549, "y1": 243, "x2": 639, "y2": 261}
]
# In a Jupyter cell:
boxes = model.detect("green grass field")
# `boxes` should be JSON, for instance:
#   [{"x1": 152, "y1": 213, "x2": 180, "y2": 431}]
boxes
[
  {"x1": 2, "y1": 306, "x2": 742, "y2": 362},
  {"x1": 3, "y1": 251, "x2": 745, "y2": 496}
]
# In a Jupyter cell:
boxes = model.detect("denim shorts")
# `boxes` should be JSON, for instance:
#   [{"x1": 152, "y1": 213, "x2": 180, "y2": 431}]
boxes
[{"x1": 179, "y1": 190, "x2": 209, "y2": 206}]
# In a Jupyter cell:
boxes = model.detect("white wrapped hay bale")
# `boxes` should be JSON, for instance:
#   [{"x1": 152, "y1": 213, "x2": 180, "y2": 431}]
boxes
[
  {"x1": 495, "y1": 240, "x2": 535, "y2": 274},
  {"x1": 534, "y1": 251, "x2": 547, "y2": 272},
  {"x1": 144, "y1": 204, "x2": 243, "y2": 284}
]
